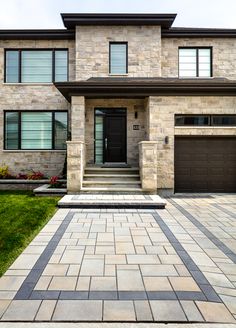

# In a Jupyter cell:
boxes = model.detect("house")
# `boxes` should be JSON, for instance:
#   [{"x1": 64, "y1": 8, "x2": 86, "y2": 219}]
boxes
[{"x1": 0, "y1": 13, "x2": 236, "y2": 194}]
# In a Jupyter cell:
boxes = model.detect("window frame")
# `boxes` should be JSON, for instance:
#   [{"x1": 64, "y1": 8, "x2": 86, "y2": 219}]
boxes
[
  {"x1": 4, "y1": 110, "x2": 68, "y2": 150},
  {"x1": 178, "y1": 46, "x2": 213, "y2": 78},
  {"x1": 175, "y1": 114, "x2": 236, "y2": 127},
  {"x1": 4, "y1": 48, "x2": 69, "y2": 83},
  {"x1": 109, "y1": 42, "x2": 128, "y2": 75}
]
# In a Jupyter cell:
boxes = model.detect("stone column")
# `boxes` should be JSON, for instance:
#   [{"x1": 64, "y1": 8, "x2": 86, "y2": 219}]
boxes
[
  {"x1": 71, "y1": 96, "x2": 85, "y2": 142},
  {"x1": 67, "y1": 141, "x2": 85, "y2": 193},
  {"x1": 139, "y1": 141, "x2": 158, "y2": 192}
]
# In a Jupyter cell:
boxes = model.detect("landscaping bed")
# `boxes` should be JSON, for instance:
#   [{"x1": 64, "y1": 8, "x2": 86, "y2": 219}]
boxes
[{"x1": 0, "y1": 191, "x2": 60, "y2": 276}]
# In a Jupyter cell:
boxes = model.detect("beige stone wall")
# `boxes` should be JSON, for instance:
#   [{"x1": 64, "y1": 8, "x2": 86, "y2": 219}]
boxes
[
  {"x1": 75, "y1": 26, "x2": 161, "y2": 80},
  {"x1": 85, "y1": 99, "x2": 146, "y2": 166},
  {"x1": 0, "y1": 39, "x2": 75, "y2": 176},
  {"x1": 147, "y1": 96, "x2": 236, "y2": 193},
  {"x1": 162, "y1": 37, "x2": 236, "y2": 79}
]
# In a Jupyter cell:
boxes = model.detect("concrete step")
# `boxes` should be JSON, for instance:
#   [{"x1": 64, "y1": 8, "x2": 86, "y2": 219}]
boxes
[
  {"x1": 58, "y1": 194, "x2": 166, "y2": 209},
  {"x1": 82, "y1": 181, "x2": 141, "y2": 188},
  {"x1": 83, "y1": 174, "x2": 140, "y2": 180},
  {"x1": 80, "y1": 187, "x2": 144, "y2": 193},
  {"x1": 84, "y1": 167, "x2": 139, "y2": 175}
]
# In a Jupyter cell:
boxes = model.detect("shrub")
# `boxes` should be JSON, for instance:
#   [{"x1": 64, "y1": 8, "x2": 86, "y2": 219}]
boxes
[
  {"x1": 16, "y1": 173, "x2": 28, "y2": 180},
  {"x1": 0, "y1": 165, "x2": 10, "y2": 179},
  {"x1": 49, "y1": 176, "x2": 62, "y2": 188},
  {"x1": 27, "y1": 170, "x2": 45, "y2": 180}
]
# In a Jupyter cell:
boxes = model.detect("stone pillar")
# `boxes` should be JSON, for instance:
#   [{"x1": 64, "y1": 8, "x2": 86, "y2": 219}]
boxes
[
  {"x1": 71, "y1": 96, "x2": 85, "y2": 142},
  {"x1": 67, "y1": 141, "x2": 85, "y2": 193},
  {"x1": 139, "y1": 141, "x2": 158, "y2": 193}
]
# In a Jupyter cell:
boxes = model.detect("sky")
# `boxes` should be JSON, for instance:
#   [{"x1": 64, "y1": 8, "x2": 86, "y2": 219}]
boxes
[{"x1": 0, "y1": 0, "x2": 236, "y2": 29}]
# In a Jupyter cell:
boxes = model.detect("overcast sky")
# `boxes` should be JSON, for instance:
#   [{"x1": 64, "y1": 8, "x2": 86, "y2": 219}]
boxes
[{"x1": 0, "y1": 0, "x2": 236, "y2": 29}]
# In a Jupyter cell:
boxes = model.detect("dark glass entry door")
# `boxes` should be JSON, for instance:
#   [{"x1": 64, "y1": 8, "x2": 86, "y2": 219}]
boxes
[{"x1": 95, "y1": 108, "x2": 127, "y2": 163}]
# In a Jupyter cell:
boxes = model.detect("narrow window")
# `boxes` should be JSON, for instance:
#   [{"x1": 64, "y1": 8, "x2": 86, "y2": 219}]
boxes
[
  {"x1": 5, "y1": 50, "x2": 19, "y2": 83},
  {"x1": 5, "y1": 111, "x2": 68, "y2": 150},
  {"x1": 55, "y1": 50, "x2": 68, "y2": 82},
  {"x1": 212, "y1": 115, "x2": 236, "y2": 126},
  {"x1": 109, "y1": 43, "x2": 127, "y2": 74},
  {"x1": 179, "y1": 48, "x2": 212, "y2": 78},
  {"x1": 175, "y1": 115, "x2": 210, "y2": 126}
]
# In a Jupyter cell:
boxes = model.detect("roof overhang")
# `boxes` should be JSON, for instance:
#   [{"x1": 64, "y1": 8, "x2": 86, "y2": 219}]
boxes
[
  {"x1": 0, "y1": 29, "x2": 75, "y2": 40},
  {"x1": 162, "y1": 27, "x2": 236, "y2": 38},
  {"x1": 54, "y1": 78, "x2": 236, "y2": 102},
  {"x1": 61, "y1": 13, "x2": 177, "y2": 29}
]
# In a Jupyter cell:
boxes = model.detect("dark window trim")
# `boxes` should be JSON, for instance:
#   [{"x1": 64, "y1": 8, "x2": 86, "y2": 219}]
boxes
[
  {"x1": 4, "y1": 110, "x2": 68, "y2": 150},
  {"x1": 175, "y1": 114, "x2": 236, "y2": 126},
  {"x1": 178, "y1": 46, "x2": 213, "y2": 78},
  {"x1": 109, "y1": 42, "x2": 128, "y2": 75},
  {"x1": 4, "y1": 48, "x2": 69, "y2": 83}
]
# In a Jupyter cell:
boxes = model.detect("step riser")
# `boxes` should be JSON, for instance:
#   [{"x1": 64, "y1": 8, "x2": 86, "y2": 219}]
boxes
[
  {"x1": 83, "y1": 184, "x2": 141, "y2": 188},
  {"x1": 84, "y1": 177, "x2": 140, "y2": 182},
  {"x1": 84, "y1": 170, "x2": 139, "y2": 175}
]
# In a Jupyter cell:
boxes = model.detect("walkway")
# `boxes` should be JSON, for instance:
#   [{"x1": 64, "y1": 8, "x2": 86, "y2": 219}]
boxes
[{"x1": 0, "y1": 194, "x2": 236, "y2": 323}]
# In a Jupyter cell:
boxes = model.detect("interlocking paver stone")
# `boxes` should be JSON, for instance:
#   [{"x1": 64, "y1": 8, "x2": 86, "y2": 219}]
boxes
[
  {"x1": 117, "y1": 270, "x2": 145, "y2": 291},
  {"x1": 196, "y1": 301, "x2": 236, "y2": 323},
  {"x1": 103, "y1": 300, "x2": 136, "y2": 321},
  {"x1": 150, "y1": 300, "x2": 187, "y2": 321},
  {"x1": 2, "y1": 300, "x2": 41, "y2": 321},
  {"x1": 169, "y1": 277, "x2": 201, "y2": 292}
]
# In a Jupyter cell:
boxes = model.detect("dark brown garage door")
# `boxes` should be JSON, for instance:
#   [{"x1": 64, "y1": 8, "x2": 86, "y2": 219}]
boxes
[{"x1": 175, "y1": 137, "x2": 236, "y2": 192}]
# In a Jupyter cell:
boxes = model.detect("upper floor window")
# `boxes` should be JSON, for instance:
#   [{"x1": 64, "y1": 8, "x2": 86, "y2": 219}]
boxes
[
  {"x1": 4, "y1": 111, "x2": 68, "y2": 150},
  {"x1": 179, "y1": 47, "x2": 212, "y2": 78},
  {"x1": 109, "y1": 42, "x2": 128, "y2": 75},
  {"x1": 5, "y1": 49, "x2": 68, "y2": 83}
]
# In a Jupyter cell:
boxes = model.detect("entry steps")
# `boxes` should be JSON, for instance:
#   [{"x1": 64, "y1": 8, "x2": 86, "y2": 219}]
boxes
[{"x1": 81, "y1": 167, "x2": 143, "y2": 193}]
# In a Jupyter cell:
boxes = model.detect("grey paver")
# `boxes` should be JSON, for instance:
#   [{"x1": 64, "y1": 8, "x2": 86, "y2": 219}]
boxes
[
  {"x1": 2, "y1": 300, "x2": 41, "y2": 321},
  {"x1": 150, "y1": 300, "x2": 187, "y2": 321},
  {"x1": 103, "y1": 301, "x2": 136, "y2": 321}
]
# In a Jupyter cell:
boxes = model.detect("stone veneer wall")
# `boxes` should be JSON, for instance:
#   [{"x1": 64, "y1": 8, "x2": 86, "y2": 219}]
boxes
[
  {"x1": 162, "y1": 38, "x2": 236, "y2": 79},
  {"x1": 0, "y1": 39, "x2": 75, "y2": 176},
  {"x1": 75, "y1": 26, "x2": 161, "y2": 80},
  {"x1": 148, "y1": 96, "x2": 236, "y2": 194},
  {"x1": 85, "y1": 99, "x2": 146, "y2": 166}
]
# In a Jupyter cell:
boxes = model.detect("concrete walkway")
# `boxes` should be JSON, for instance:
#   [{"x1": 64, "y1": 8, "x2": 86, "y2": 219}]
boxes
[{"x1": 0, "y1": 194, "x2": 236, "y2": 323}]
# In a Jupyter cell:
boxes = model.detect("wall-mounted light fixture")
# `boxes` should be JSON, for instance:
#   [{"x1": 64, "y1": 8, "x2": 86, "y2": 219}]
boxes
[
  {"x1": 164, "y1": 136, "x2": 169, "y2": 145},
  {"x1": 134, "y1": 111, "x2": 138, "y2": 119}
]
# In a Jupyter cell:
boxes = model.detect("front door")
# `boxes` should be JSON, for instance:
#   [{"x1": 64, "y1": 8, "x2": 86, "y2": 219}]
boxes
[
  {"x1": 94, "y1": 108, "x2": 127, "y2": 164},
  {"x1": 104, "y1": 114, "x2": 126, "y2": 162}
]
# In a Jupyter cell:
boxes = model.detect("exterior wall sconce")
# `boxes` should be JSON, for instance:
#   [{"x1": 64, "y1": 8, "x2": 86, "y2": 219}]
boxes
[
  {"x1": 164, "y1": 136, "x2": 169, "y2": 145},
  {"x1": 135, "y1": 111, "x2": 138, "y2": 119}
]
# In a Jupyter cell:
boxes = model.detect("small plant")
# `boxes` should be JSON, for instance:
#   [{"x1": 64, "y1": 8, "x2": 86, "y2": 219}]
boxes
[
  {"x1": 16, "y1": 173, "x2": 28, "y2": 180},
  {"x1": 49, "y1": 176, "x2": 62, "y2": 188},
  {"x1": 27, "y1": 170, "x2": 45, "y2": 180},
  {"x1": 0, "y1": 165, "x2": 10, "y2": 179}
]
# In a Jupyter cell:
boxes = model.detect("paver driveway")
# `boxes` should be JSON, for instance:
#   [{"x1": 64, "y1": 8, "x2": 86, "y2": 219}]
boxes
[{"x1": 0, "y1": 194, "x2": 236, "y2": 323}]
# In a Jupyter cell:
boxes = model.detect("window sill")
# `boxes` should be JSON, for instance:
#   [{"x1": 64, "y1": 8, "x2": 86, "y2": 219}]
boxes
[
  {"x1": 2, "y1": 150, "x2": 67, "y2": 153},
  {"x1": 175, "y1": 126, "x2": 236, "y2": 128},
  {"x1": 3, "y1": 83, "x2": 54, "y2": 86},
  {"x1": 108, "y1": 74, "x2": 129, "y2": 76}
]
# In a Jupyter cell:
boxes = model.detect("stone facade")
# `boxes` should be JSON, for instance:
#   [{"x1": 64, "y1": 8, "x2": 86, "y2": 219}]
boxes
[
  {"x1": 0, "y1": 39, "x2": 74, "y2": 176},
  {"x1": 75, "y1": 26, "x2": 161, "y2": 80}
]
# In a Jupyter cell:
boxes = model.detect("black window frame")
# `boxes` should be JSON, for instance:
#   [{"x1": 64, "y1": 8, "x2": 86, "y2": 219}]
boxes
[
  {"x1": 175, "y1": 114, "x2": 236, "y2": 127},
  {"x1": 178, "y1": 47, "x2": 213, "y2": 78},
  {"x1": 109, "y1": 42, "x2": 128, "y2": 75},
  {"x1": 4, "y1": 110, "x2": 68, "y2": 150},
  {"x1": 4, "y1": 48, "x2": 69, "y2": 83}
]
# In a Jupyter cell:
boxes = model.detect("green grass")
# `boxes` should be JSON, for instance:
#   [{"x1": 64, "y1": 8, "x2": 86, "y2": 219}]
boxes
[{"x1": 0, "y1": 191, "x2": 60, "y2": 276}]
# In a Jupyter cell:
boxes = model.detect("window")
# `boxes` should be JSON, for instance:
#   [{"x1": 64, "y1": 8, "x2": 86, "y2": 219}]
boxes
[
  {"x1": 4, "y1": 111, "x2": 68, "y2": 150},
  {"x1": 179, "y1": 48, "x2": 212, "y2": 78},
  {"x1": 175, "y1": 115, "x2": 236, "y2": 126},
  {"x1": 5, "y1": 49, "x2": 68, "y2": 83},
  {"x1": 109, "y1": 42, "x2": 128, "y2": 74}
]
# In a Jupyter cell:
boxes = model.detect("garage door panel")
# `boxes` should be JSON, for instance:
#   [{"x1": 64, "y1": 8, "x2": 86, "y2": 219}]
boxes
[{"x1": 175, "y1": 137, "x2": 236, "y2": 193}]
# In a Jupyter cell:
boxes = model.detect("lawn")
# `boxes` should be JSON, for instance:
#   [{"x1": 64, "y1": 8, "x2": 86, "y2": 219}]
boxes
[{"x1": 0, "y1": 191, "x2": 60, "y2": 276}]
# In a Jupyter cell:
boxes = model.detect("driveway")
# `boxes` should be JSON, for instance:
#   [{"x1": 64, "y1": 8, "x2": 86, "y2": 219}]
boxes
[{"x1": 0, "y1": 194, "x2": 236, "y2": 323}]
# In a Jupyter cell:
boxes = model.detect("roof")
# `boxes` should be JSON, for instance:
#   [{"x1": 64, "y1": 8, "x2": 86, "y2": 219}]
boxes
[
  {"x1": 61, "y1": 13, "x2": 177, "y2": 29},
  {"x1": 0, "y1": 29, "x2": 75, "y2": 40},
  {"x1": 54, "y1": 77, "x2": 236, "y2": 101},
  {"x1": 162, "y1": 27, "x2": 236, "y2": 38}
]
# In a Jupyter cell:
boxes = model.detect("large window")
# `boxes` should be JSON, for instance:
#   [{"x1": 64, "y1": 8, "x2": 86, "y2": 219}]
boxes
[
  {"x1": 5, "y1": 111, "x2": 68, "y2": 150},
  {"x1": 5, "y1": 49, "x2": 68, "y2": 83},
  {"x1": 109, "y1": 42, "x2": 128, "y2": 75},
  {"x1": 179, "y1": 47, "x2": 212, "y2": 78},
  {"x1": 175, "y1": 115, "x2": 236, "y2": 126}
]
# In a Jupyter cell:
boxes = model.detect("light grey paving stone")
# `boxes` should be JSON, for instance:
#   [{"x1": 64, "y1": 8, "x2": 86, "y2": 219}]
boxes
[
  {"x1": 143, "y1": 277, "x2": 173, "y2": 291},
  {"x1": 220, "y1": 295, "x2": 236, "y2": 315},
  {"x1": 169, "y1": 277, "x2": 201, "y2": 292},
  {"x1": 60, "y1": 250, "x2": 84, "y2": 264},
  {"x1": 150, "y1": 300, "x2": 187, "y2": 322},
  {"x1": 42, "y1": 264, "x2": 69, "y2": 276},
  {"x1": 103, "y1": 301, "x2": 136, "y2": 321},
  {"x1": 204, "y1": 272, "x2": 234, "y2": 288},
  {"x1": 0, "y1": 292, "x2": 16, "y2": 300},
  {"x1": 0, "y1": 276, "x2": 25, "y2": 291},
  {"x1": 159, "y1": 255, "x2": 183, "y2": 265},
  {"x1": 134, "y1": 300, "x2": 153, "y2": 321},
  {"x1": 127, "y1": 255, "x2": 160, "y2": 265},
  {"x1": 2, "y1": 300, "x2": 41, "y2": 321},
  {"x1": 35, "y1": 300, "x2": 57, "y2": 321},
  {"x1": 76, "y1": 277, "x2": 90, "y2": 291},
  {"x1": 80, "y1": 259, "x2": 104, "y2": 276},
  {"x1": 53, "y1": 300, "x2": 102, "y2": 321},
  {"x1": 48, "y1": 277, "x2": 77, "y2": 291},
  {"x1": 140, "y1": 265, "x2": 178, "y2": 277},
  {"x1": 90, "y1": 277, "x2": 117, "y2": 291},
  {"x1": 35, "y1": 276, "x2": 52, "y2": 290},
  {"x1": 4, "y1": 270, "x2": 30, "y2": 276},
  {"x1": 117, "y1": 270, "x2": 145, "y2": 291},
  {"x1": 116, "y1": 243, "x2": 135, "y2": 254},
  {"x1": 196, "y1": 301, "x2": 236, "y2": 323},
  {"x1": 0, "y1": 300, "x2": 10, "y2": 319},
  {"x1": 180, "y1": 301, "x2": 204, "y2": 322},
  {"x1": 105, "y1": 255, "x2": 126, "y2": 265}
]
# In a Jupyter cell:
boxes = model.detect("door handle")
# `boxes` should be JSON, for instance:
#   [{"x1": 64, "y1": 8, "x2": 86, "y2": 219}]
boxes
[{"x1": 105, "y1": 138, "x2": 108, "y2": 150}]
